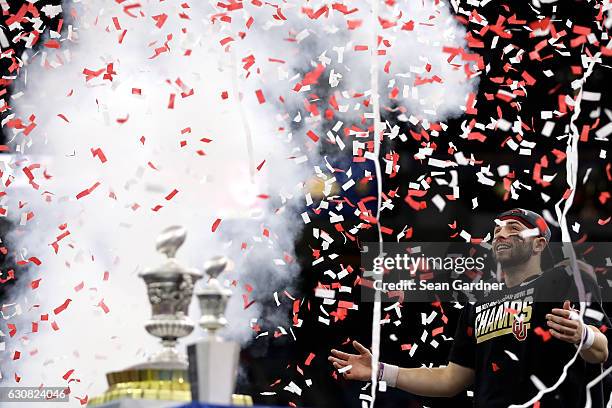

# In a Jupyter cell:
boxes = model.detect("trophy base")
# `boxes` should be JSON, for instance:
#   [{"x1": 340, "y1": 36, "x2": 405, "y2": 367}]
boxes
[
  {"x1": 87, "y1": 364, "x2": 252, "y2": 407},
  {"x1": 89, "y1": 395, "x2": 253, "y2": 407},
  {"x1": 87, "y1": 366, "x2": 190, "y2": 406},
  {"x1": 187, "y1": 339, "x2": 240, "y2": 405},
  {"x1": 88, "y1": 399, "x2": 181, "y2": 408}
]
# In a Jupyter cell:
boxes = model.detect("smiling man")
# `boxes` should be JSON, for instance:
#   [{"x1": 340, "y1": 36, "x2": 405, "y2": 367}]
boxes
[{"x1": 329, "y1": 208, "x2": 610, "y2": 408}]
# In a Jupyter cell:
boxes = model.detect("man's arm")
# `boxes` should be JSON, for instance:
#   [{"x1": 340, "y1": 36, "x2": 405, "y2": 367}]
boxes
[
  {"x1": 580, "y1": 326, "x2": 608, "y2": 364},
  {"x1": 329, "y1": 341, "x2": 474, "y2": 398},
  {"x1": 546, "y1": 300, "x2": 609, "y2": 364},
  {"x1": 395, "y1": 362, "x2": 474, "y2": 397}
]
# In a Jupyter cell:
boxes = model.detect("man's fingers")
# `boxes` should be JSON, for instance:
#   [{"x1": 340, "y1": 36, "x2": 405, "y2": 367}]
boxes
[
  {"x1": 547, "y1": 320, "x2": 576, "y2": 335},
  {"x1": 331, "y1": 349, "x2": 355, "y2": 360},
  {"x1": 563, "y1": 300, "x2": 571, "y2": 310},
  {"x1": 551, "y1": 308, "x2": 571, "y2": 318},
  {"x1": 353, "y1": 341, "x2": 370, "y2": 356},
  {"x1": 328, "y1": 356, "x2": 348, "y2": 366},
  {"x1": 550, "y1": 328, "x2": 575, "y2": 342},
  {"x1": 546, "y1": 314, "x2": 579, "y2": 328}
]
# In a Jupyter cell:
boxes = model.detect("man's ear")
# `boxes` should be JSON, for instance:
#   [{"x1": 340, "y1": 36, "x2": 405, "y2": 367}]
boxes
[{"x1": 533, "y1": 237, "x2": 547, "y2": 253}]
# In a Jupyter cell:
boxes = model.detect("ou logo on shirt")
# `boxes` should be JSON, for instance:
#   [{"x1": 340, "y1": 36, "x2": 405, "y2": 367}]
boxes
[{"x1": 512, "y1": 316, "x2": 528, "y2": 341}]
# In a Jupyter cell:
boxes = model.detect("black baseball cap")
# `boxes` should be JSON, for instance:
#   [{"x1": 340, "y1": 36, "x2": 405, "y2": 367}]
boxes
[{"x1": 496, "y1": 208, "x2": 551, "y2": 241}]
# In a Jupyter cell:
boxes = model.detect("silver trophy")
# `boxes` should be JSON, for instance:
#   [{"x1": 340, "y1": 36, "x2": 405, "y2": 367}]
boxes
[
  {"x1": 89, "y1": 226, "x2": 202, "y2": 407},
  {"x1": 188, "y1": 256, "x2": 241, "y2": 404},
  {"x1": 138, "y1": 225, "x2": 203, "y2": 366}
]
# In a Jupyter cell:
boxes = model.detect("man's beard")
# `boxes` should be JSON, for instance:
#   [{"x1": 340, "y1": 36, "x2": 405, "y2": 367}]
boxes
[{"x1": 493, "y1": 236, "x2": 534, "y2": 269}]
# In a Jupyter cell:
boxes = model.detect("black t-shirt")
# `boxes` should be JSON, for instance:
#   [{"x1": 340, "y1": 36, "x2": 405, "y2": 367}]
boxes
[{"x1": 449, "y1": 267, "x2": 612, "y2": 408}]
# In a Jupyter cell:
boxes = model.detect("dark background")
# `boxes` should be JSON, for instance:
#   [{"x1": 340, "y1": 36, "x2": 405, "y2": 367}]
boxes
[{"x1": 1, "y1": 0, "x2": 610, "y2": 407}]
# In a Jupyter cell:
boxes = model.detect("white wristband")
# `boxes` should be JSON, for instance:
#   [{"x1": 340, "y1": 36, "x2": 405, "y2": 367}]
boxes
[
  {"x1": 581, "y1": 325, "x2": 595, "y2": 350},
  {"x1": 381, "y1": 363, "x2": 399, "y2": 388},
  {"x1": 568, "y1": 311, "x2": 595, "y2": 350}
]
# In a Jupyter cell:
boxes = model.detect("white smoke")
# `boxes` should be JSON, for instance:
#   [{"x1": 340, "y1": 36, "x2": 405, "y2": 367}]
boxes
[{"x1": 0, "y1": 0, "x2": 476, "y2": 404}]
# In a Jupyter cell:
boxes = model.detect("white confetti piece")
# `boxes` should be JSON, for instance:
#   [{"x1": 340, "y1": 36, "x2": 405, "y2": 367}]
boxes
[
  {"x1": 315, "y1": 288, "x2": 335, "y2": 299},
  {"x1": 585, "y1": 308, "x2": 604, "y2": 322},
  {"x1": 504, "y1": 350, "x2": 519, "y2": 361},
  {"x1": 432, "y1": 194, "x2": 446, "y2": 211},
  {"x1": 530, "y1": 375, "x2": 547, "y2": 391},
  {"x1": 284, "y1": 381, "x2": 302, "y2": 396}
]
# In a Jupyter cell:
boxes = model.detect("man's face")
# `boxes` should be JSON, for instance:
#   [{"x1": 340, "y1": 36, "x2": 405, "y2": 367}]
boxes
[{"x1": 492, "y1": 219, "x2": 536, "y2": 268}]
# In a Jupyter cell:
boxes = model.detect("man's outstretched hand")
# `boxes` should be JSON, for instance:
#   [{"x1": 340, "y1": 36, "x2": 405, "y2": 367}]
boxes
[
  {"x1": 546, "y1": 300, "x2": 583, "y2": 345},
  {"x1": 328, "y1": 341, "x2": 372, "y2": 381}
]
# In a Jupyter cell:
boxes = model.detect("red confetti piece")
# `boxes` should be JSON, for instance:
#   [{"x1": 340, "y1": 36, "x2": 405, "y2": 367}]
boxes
[
  {"x1": 243, "y1": 294, "x2": 256, "y2": 309},
  {"x1": 305, "y1": 353, "x2": 315, "y2": 366},
  {"x1": 63, "y1": 369, "x2": 75, "y2": 380},
  {"x1": 123, "y1": 3, "x2": 142, "y2": 18},
  {"x1": 211, "y1": 218, "x2": 222, "y2": 232},
  {"x1": 534, "y1": 326, "x2": 551, "y2": 342},
  {"x1": 152, "y1": 13, "x2": 168, "y2": 28},
  {"x1": 112, "y1": 17, "x2": 121, "y2": 30},
  {"x1": 431, "y1": 326, "x2": 445, "y2": 337},
  {"x1": 31, "y1": 279, "x2": 41, "y2": 289},
  {"x1": 76, "y1": 181, "x2": 101, "y2": 199},
  {"x1": 44, "y1": 40, "x2": 61, "y2": 49},
  {"x1": 165, "y1": 189, "x2": 179, "y2": 200},
  {"x1": 98, "y1": 299, "x2": 110, "y2": 314},
  {"x1": 90, "y1": 147, "x2": 107, "y2": 163},
  {"x1": 255, "y1": 89, "x2": 266, "y2": 104},
  {"x1": 53, "y1": 299, "x2": 72, "y2": 315},
  {"x1": 347, "y1": 20, "x2": 362, "y2": 30},
  {"x1": 402, "y1": 20, "x2": 415, "y2": 31},
  {"x1": 57, "y1": 113, "x2": 70, "y2": 123},
  {"x1": 307, "y1": 130, "x2": 320, "y2": 143},
  {"x1": 220, "y1": 36, "x2": 234, "y2": 46}
]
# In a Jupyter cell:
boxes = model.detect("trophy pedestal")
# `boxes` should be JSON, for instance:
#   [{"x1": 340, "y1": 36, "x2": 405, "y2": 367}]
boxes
[{"x1": 187, "y1": 339, "x2": 240, "y2": 405}]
